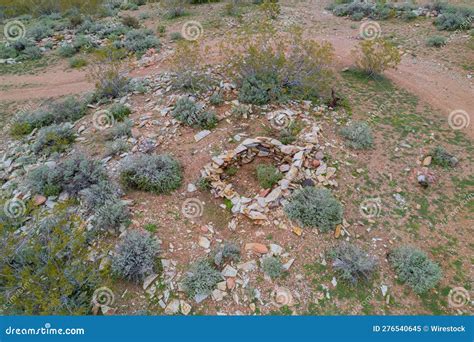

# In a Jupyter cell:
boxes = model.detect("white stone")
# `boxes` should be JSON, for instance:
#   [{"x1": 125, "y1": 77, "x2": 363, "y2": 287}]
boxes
[
  {"x1": 221, "y1": 265, "x2": 238, "y2": 277},
  {"x1": 283, "y1": 258, "x2": 295, "y2": 270},
  {"x1": 198, "y1": 236, "x2": 211, "y2": 249},
  {"x1": 194, "y1": 130, "x2": 211, "y2": 142},
  {"x1": 331, "y1": 277, "x2": 337, "y2": 287},
  {"x1": 211, "y1": 289, "x2": 226, "y2": 301},
  {"x1": 143, "y1": 273, "x2": 159, "y2": 290},
  {"x1": 237, "y1": 260, "x2": 257, "y2": 272},
  {"x1": 381, "y1": 285, "x2": 388, "y2": 297},
  {"x1": 164, "y1": 299, "x2": 180, "y2": 315},
  {"x1": 180, "y1": 300, "x2": 192, "y2": 315},
  {"x1": 187, "y1": 183, "x2": 197, "y2": 192},
  {"x1": 269, "y1": 244, "x2": 283, "y2": 256},
  {"x1": 265, "y1": 187, "x2": 282, "y2": 203}
]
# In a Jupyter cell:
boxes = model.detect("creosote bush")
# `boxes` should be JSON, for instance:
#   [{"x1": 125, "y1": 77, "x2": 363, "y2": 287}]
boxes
[
  {"x1": 353, "y1": 38, "x2": 401, "y2": 75},
  {"x1": 256, "y1": 164, "x2": 283, "y2": 189},
  {"x1": 261, "y1": 256, "x2": 283, "y2": 279},
  {"x1": 222, "y1": 22, "x2": 334, "y2": 104},
  {"x1": 120, "y1": 154, "x2": 183, "y2": 193},
  {"x1": 285, "y1": 187, "x2": 343, "y2": 232},
  {"x1": 339, "y1": 121, "x2": 373, "y2": 149},
  {"x1": 330, "y1": 242, "x2": 378, "y2": 284},
  {"x1": 172, "y1": 97, "x2": 218, "y2": 129},
  {"x1": 426, "y1": 35, "x2": 447, "y2": 47},
  {"x1": 112, "y1": 230, "x2": 159, "y2": 283},
  {"x1": 183, "y1": 259, "x2": 223, "y2": 298},
  {"x1": 389, "y1": 246, "x2": 442, "y2": 294},
  {"x1": 213, "y1": 242, "x2": 241, "y2": 266}
]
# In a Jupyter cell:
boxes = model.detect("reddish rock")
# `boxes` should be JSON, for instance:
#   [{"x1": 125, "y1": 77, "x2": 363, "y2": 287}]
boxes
[
  {"x1": 312, "y1": 159, "x2": 321, "y2": 168},
  {"x1": 226, "y1": 277, "x2": 236, "y2": 290},
  {"x1": 245, "y1": 243, "x2": 268, "y2": 254},
  {"x1": 33, "y1": 195, "x2": 47, "y2": 206}
]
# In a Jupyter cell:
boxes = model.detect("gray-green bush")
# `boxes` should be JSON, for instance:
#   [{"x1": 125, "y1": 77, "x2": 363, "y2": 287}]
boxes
[
  {"x1": 112, "y1": 230, "x2": 159, "y2": 282},
  {"x1": 330, "y1": 242, "x2": 377, "y2": 284},
  {"x1": 32, "y1": 124, "x2": 76, "y2": 155},
  {"x1": 171, "y1": 97, "x2": 218, "y2": 129},
  {"x1": 339, "y1": 121, "x2": 373, "y2": 149},
  {"x1": 431, "y1": 146, "x2": 458, "y2": 168},
  {"x1": 284, "y1": 187, "x2": 343, "y2": 232},
  {"x1": 213, "y1": 242, "x2": 241, "y2": 266},
  {"x1": 120, "y1": 154, "x2": 182, "y2": 193},
  {"x1": 256, "y1": 164, "x2": 283, "y2": 189},
  {"x1": 389, "y1": 246, "x2": 442, "y2": 294},
  {"x1": 182, "y1": 259, "x2": 223, "y2": 297},
  {"x1": 261, "y1": 256, "x2": 283, "y2": 279}
]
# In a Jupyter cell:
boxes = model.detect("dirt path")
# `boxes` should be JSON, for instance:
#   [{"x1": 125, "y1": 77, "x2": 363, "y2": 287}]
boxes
[{"x1": 1, "y1": 2, "x2": 472, "y2": 138}]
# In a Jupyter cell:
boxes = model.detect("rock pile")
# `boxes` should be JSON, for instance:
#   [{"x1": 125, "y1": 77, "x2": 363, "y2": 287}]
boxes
[{"x1": 200, "y1": 136, "x2": 337, "y2": 221}]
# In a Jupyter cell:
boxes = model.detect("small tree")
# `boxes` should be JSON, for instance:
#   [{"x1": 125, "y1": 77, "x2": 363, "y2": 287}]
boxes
[{"x1": 353, "y1": 38, "x2": 401, "y2": 76}]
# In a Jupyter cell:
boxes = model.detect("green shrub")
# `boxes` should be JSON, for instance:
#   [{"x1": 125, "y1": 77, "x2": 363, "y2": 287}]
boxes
[
  {"x1": 435, "y1": 12, "x2": 472, "y2": 31},
  {"x1": 256, "y1": 164, "x2": 283, "y2": 189},
  {"x1": 353, "y1": 38, "x2": 401, "y2": 75},
  {"x1": 161, "y1": 0, "x2": 187, "y2": 19},
  {"x1": 122, "y1": 29, "x2": 160, "y2": 54},
  {"x1": 32, "y1": 124, "x2": 76, "y2": 155},
  {"x1": 209, "y1": 91, "x2": 224, "y2": 105},
  {"x1": 112, "y1": 230, "x2": 159, "y2": 283},
  {"x1": 110, "y1": 103, "x2": 131, "y2": 121},
  {"x1": 69, "y1": 56, "x2": 88, "y2": 68},
  {"x1": 27, "y1": 23, "x2": 53, "y2": 41},
  {"x1": 223, "y1": 23, "x2": 334, "y2": 104},
  {"x1": 213, "y1": 242, "x2": 241, "y2": 266},
  {"x1": 105, "y1": 138, "x2": 130, "y2": 156},
  {"x1": 58, "y1": 44, "x2": 77, "y2": 57},
  {"x1": 261, "y1": 256, "x2": 283, "y2": 279},
  {"x1": 389, "y1": 246, "x2": 442, "y2": 294},
  {"x1": 339, "y1": 121, "x2": 373, "y2": 149},
  {"x1": 169, "y1": 32, "x2": 183, "y2": 41},
  {"x1": 107, "y1": 119, "x2": 133, "y2": 139},
  {"x1": 284, "y1": 187, "x2": 343, "y2": 232},
  {"x1": 121, "y1": 14, "x2": 140, "y2": 28},
  {"x1": 1, "y1": 210, "x2": 99, "y2": 315},
  {"x1": 330, "y1": 242, "x2": 377, "y2": 284},
  {"x1": 60, "y1": 154, "x2": 108, "y2": 195},
  {"x1": 279, "y1": 120, "x2": 304, "y2": 145},
  {"x1": 172, "y1": 97, "x2": 218, "y2": 129},
  {"x1": 93, "y1": 200, "x2": 129, "y2": 234},
  {"x1": 27, "y1": 164, "x2": 63, "y2": 197},
  {"x1": 182, "y1": 259, "x2": 223, "y2": 298},
  {"x1": 426, "y1": 35, "x2": 447, "y2": 47},
  {"x1": 120, "y1": 154, "x2": 183, "y2": 193},
  {"x1": 430, "y1": 146, "x2": 458, "y2": 168}
]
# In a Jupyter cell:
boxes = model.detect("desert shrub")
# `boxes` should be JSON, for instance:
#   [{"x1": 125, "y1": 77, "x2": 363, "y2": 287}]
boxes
[
  {"x1": 58, "y1": 44, "x2": 77, "y2": 57},
  {"x1": 107, "y1": 119, "x2": 133, "y2": 139},
  {"x1": 88, "y1": 46, "x2": 130, "y2": 100},
  {"x1": 256, "y1": 164, "x2": 283, "y2": 189},
  {"x1": 171, "y1": 41, "x2": 211, "y2": 92},
  {"x1": 105, "y1": 138, "x2": 130, "y2": 156},
  {"x1": 60, "y1": 154, "x2": 108, "y2": 195},
  {"x1": 353, "y1": 38, "x2": 401, "y2": 75},
  {"x1": 426, "y1": 35, "x2": 447, "y2": 47},
  {"x1": 260, "y1": 0, "x2": 280, "y2": 19},
  {"x1": 92, "y1": 200, "x2": 129, "y2": 234},
  {"x1": 0, "y1": 38, "x2": 42, "y2": 61},
  {"x1": 339, "y1": 121, "x2": 373, "y2": 149},
  {"x1": 435, "y1": 12, "x2": 473, "y2": 31},
  {"x1": 112, "y1": 230, "x2": 159, "y2": 283},
  {"x1": 209, "y1": 91, "x2": 224, "y2": 105},
  {"x1": 18, "y1": 45, "x2": 42, "y2": 60},
  {"x1": 0, "y1": 209, "x2": 100, "y2": 315},
  {"x1": 121, "y1": 14, "x2": 140, "y2": 28},
  {"x1": 27, "y1": 164, "x2": 63, "y2": 196},
  {"x1": 330, "y1": 242, "x2": 378, "y2": 284},
  {"x1": 389, "y1": 246, "x2": 442, "y2": 294},
  {"x1": 69, "y1": 13, "x2": 83, "y2": 27},
  {"x1": 332, "y1": 2, "x2": 374, "y2": 18},
  {"x1": 27, "y1": 23, "x2": 53, "y2": 41},
  {"x1": 161, "y1": 0, "x2": 187, "y2": 19},
  {"x1": 172, "y1": 97, "x2": 217, "y2": 129},
  {"x1": 261, "y1": 256, "x2": 283, "y2": 279},
  {"x1": 69, "y1": 56, "x2": 88, "y2": 68},
  {"x1": 224, "y1": 1, "x2": 242, "y2": 17},
  {"x1": 182, "y1": 259, "x2": 222, "y2": 297},
  {"x1": 72, "y1": 35, "x2": 97, "y2": 52},
  {"x1": 11, "y1": 96, "x2": 87, "y2": 136},
  {"x1": 222, "y1": 23, "x2": 334, "y2": 104},
  {"x1": 430, "y1": 146, "x2": 458, "y2": 168},
  {"x1": 169, "y1": 31, "x2": 183, "y2": 41},
  {"x1": 32, "y1": 124, "x2": 76, "y2": 155},
  {"x1": 122, "y1": 29, "x2": 160, "y2": 54},
  {"x1": 197, "y1": 177, "x2": 211, "y2": 190},
  {"x1": 120, "y1": 154, "x2": 182, "y2": 193},
  {"x1": 284, "y1": 187, "x2": 343, "y2": 232},
  {"x1": 110, "y1": 103, "x2": 131, "y2": 121},
  {"x1": 213, "y1": 242, "x2": 241, "y2": 266}
]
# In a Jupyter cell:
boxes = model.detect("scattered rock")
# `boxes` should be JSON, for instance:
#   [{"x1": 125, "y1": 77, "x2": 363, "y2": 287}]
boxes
[
  {"x1": 198, "y1": 236, "x2": 211, "y2": 249},
  {"x1": 245, "y1": 243, "x2": 268, "y2": 254},
  {"x1": 164, "y1": 299, "x2": 180, "y2": 315},
  {"x1": 33, "y1": 195, "x2": 47, "y2": 206}
]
